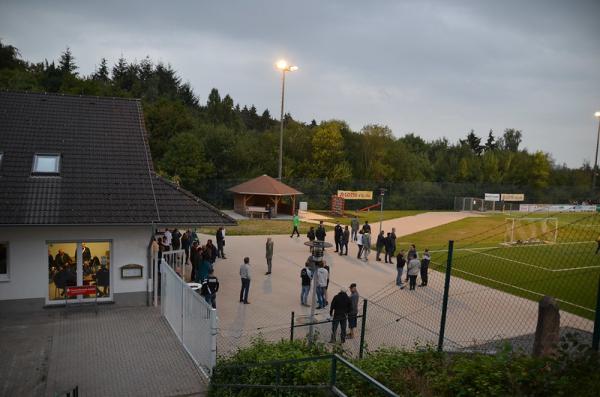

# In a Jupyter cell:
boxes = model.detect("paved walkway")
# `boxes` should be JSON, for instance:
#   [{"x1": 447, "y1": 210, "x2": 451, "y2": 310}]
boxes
[
  {"x1": 206, "y1": 212, "x2": 592, "y2": 356},
  {"x1": 0, "y1": 306, "x2": 207, "y2": 396}
]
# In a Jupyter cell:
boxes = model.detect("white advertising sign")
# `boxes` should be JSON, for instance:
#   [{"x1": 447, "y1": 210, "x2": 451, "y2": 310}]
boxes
[
  {"x1": 501, "y1": 193, "x2": 525, "y2": 202},
  {"x1": 484, "y1": 193, "x2": 500, "y2": 202}
]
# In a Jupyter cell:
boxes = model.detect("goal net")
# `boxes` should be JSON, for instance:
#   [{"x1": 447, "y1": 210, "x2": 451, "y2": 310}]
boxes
[{"x1": 504, "y1": 218, "x2": 558, "y2": 245}]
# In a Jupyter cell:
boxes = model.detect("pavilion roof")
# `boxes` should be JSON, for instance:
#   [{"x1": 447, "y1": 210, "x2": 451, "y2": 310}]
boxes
[{"x1": 227, "y1": 175, "x2": 303, "y2": 196}]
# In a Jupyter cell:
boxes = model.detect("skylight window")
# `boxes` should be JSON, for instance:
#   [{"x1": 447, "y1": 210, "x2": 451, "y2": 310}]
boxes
[{"x1": 32, "y1": 154, "x2": 61, "y2": 175}]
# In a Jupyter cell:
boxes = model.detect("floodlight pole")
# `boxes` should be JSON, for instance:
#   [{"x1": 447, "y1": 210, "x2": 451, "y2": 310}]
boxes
[
  {"x1": 593, "y1": 115, "x2": 600, "y2": 190},
  {"x1": 378, "y1": 188, "x2": 386, "y2": 234},
  {"x1": 278, "y1": 70, "x2": 286, "y2": 180}
]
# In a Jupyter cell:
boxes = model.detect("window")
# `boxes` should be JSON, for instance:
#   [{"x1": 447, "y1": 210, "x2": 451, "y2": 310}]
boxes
[
  {"x1": 0, "y1": 242, "x2": 8, "y2": 281},
  {"x1": 32, "y1": 154, "x2": 60, "y2": 175}
]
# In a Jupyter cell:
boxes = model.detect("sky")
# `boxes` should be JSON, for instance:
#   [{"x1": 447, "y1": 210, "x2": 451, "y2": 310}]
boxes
[{"x1": 1, "y1": 0, "x2": 599, "y2": 167}]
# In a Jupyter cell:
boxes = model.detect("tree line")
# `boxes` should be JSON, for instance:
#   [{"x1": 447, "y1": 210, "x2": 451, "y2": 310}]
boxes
[{"x1": 0, "y1": 41, "x2": 593, "y2": 206}]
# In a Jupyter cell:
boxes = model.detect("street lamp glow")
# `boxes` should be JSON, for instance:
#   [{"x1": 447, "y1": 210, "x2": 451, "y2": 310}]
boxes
[
  {"x1": 289, "y1": 65, "x2": 299, "y2": 72},
  {"x1": 595, "y1": 111, "x2": 600, "y2": 118},
  {"x1": 276, "y1": 59, "x2": 288, "y2": 70}
]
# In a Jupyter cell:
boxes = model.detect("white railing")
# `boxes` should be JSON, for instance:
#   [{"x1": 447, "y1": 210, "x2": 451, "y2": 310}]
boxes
[{"x1": 160, "y1": 251, "x2": 217, "y2": 377}]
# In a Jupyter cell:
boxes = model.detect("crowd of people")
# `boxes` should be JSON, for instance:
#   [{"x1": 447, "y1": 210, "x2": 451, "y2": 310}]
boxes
[{"x1": 155, "y1": 214, "x2": 431, "y2": 345}]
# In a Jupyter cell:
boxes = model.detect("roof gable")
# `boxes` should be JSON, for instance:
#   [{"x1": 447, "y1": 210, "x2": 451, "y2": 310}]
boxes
[
  {"x1": 228, "y1": 174, "x2": 303, "y2": 196},
  {"x1": 0, "y1": 91, "x2": 234, "y2": 226}
]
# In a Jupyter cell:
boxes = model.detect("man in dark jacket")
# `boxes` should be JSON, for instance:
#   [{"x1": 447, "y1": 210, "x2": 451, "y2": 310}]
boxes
[
  {"x1": 376, "y1": 230, "x2": 385, "y2": 261},
  {"x1": 329, "y1": 288, "x2": 352, "y2": 343},
  {"x1": 200, "y1": 268, "x2": 220, "y2": 308},
  {"x1": 334, "y1": 223, "x2": 343, "y2": 252},
  {"x1": 216, "y1": 227, "x2": 226, "y2": 259},
  {"x1": 315, "y1": 221, "x2": 326, "y2": 242},
  {"x1": 172, "y1": 229, "x2": 182, "y2": 250},
  {"x1": 384, "y1": 232, "x2": 394, "y2": 264},
  {"x1": 340, "y1": 226, "x2": 350, "y2": 256}
]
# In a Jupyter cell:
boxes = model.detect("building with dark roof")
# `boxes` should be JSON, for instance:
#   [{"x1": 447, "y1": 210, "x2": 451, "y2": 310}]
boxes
[
  {"x1": 0, "y1": 91, "x2": 234, "y2": 306},
  {"x1": 228, "y1": 174, "x2": 303, "y2": 217}
]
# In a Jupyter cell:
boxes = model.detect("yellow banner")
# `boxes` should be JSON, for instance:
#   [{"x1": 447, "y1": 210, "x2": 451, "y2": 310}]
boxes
[
  {"x1": 337, "y1": 190, "x2": 373, "y2": 200},
  {"x1": 501, "y1": 193, "x2": 525, "y2": 202}
]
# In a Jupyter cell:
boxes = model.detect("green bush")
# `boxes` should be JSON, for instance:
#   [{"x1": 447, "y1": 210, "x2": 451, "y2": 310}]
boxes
[{"x1": 209, "y1": 338, "x2": 600, "y2": 397}]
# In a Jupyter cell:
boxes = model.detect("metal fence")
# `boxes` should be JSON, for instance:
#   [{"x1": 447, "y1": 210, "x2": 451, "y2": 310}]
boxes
[
  {"x1": 160, "y1": 250, "x2": 218, "y2": 377},
  {"x1": 217, "y1": 211, "x2": 600, "y2": 360}
]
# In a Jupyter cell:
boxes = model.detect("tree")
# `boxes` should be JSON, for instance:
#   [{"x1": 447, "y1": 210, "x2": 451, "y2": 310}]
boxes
[
  {"x1": 0, "y1": 40, "x2": 25, "y2": 70},
  {"x1": 311, "y1": 121, "x2": 352, "y2": 182},
  {"x1": 460, "y1": 130, "x2": 483, "y2": 155},
  {"x1": 484, "y1": 130, "x2": 498, "y2": 152},
  {"x1": 159, "y1": 132, "x2": 214, "y2": 189},
  {"x1": 502, "y1": 128, "x2": 522, "y2": 152},
  {"x1": 92, "y1": 58, "x2": 110, "y2": 82},
  {"x1": 58, "y1": 47, "x2": 77, "y2": 76}
]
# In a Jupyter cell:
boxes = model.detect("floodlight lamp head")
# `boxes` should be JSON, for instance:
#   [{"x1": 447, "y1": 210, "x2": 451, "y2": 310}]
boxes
[
  {"x1": 276, "y1": 59, "x2": 288, "y2": 70},
  {"x1": 289, "y1": 65, "x2": 299, "y2": 72},
  {"x1": 595, "y1": 111, "x2": 600, "y2": 119}
]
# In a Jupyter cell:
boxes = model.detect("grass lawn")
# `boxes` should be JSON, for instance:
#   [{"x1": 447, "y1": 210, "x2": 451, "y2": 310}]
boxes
[
  {"x1": 397, "y1": 212, "x2": 600, "y2": 319},
  {"x1": 199, "y1": 210, "x2": 424, "y2": 236},
  {"x1": 199, "y1": 219, "x2": 317, "y2": 236},
  {"x1": 313, "y1": 209, "x2": 426, "y2": 225}
]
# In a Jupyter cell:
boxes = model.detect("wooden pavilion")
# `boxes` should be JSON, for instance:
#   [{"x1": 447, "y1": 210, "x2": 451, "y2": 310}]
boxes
[{"x1": 228, "y1": 175, "x2": 303, "y2": 218}]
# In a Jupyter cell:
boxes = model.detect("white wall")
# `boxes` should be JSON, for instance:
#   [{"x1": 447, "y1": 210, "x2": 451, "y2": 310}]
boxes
[{"x1": 0, "y1": 225, "x2": 151, "y2": 301}]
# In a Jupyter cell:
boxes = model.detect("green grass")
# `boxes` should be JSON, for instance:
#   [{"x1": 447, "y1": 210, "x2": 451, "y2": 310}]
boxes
[
  {"x1": 397, "y1": 212, "x2": 600, "y2": 319},
  {"x1": 313, "y1": 209, "x2": 425, "y2": 225}
]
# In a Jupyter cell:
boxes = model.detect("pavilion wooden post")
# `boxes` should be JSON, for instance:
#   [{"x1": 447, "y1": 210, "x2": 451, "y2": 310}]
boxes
[{"x1": 292, "y1": 195, "x2": 296, "y2": 215}]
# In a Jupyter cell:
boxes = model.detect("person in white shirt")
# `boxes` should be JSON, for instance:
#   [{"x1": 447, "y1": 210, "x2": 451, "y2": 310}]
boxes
[
  {"x1": 407, "y1": 253, "x2": 421, "y2": 291},
  {"x1": 163, "y1": 229, "x2": 172, "y2": 248}
]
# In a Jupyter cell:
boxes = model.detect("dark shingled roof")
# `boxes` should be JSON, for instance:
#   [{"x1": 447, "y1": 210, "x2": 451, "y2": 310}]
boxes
[{"x1": 0, "y1": 91, "x2": 235, "y2": 226}]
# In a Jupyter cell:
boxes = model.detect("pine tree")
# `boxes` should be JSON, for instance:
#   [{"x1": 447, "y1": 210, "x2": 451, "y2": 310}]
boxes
[
  {"x1": 58, "y1": 47, "x2": 77, "y2": 75},
  {"x1": 92, "y1": 58, "x2": 110, "y2": 82}
]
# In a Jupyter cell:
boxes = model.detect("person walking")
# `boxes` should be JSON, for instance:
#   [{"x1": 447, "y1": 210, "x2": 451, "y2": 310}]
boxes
[
  {"x1": 300, "y1": 262, "x2": 312, "y2": 306},
  {"x1": 347, "y1": 283, "x2": 359, "y2": 339},
  {"x1": 290, "y1": 212, "x2": 300, "y2": 238},
  {"x1": 375, "y1": 230, "x2": 385, "y2": 261},
  {"x1": 315, "y1": 263, "x2": 329, "y2": 309},
  {"x1": 395, "y1": 250, "x2": 406, "y2": 289},
  {"x1": 407, "y1": 253, "x2": 421, "y2": 291},
  {"x1": 216, "y1": 227, "x2": 226, "y2": 259},
  {"x1": 362, "y1": 231, "x2": 371, "y2": 261},
  {"x1": 356, "y1": 230, "x2": 364, "y2": 259},
  {"x1": 419, "y1": 249, "x2": 430, "y2": 287},
  {"x1": 239, "y1": 257, "x2": 251, "y2": 304},
  {"x1": 340, "y1": 226, "x2": 350, "y2": 255},
  {"x1": 265, "y1": 237, "x2": 274, "y2": 275},
  {"x1": 329, "y1": 288, "x2": 352, "y2": 343},
  {"x1": 334, "y1": 223, "x2": 343, "y2": 253},
  {"x1": 307, "y1": 226, "x2": 316, "y2": 252},
  {"x1": 200, "y1": 268, "x2": 219, "y2": 309},
  {"x1": 384, "y1": 232, "x2": 394, "y2": 264},
  {"x1": 351, "y1": 216, "x2": 359, "y2": 242},
  {"x1": 316, "y1": 221, "x2": 326, "y2": 242}
]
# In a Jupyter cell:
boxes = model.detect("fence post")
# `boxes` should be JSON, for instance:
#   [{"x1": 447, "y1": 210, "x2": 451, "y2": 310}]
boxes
[
  {"x1": 330, "y1": 355, "x2": 337, "y2": 389},
  {"x1": 593, "y1": 274, "x2": 600, "y2": 351},
  {"x1": 290, "y1": 311, "x2": 295, "y2": 341},
  {"x1": 359, "y1": 299, "x2": 368, "y2": 359},
  {"x1": 437, "y1": 240, "x2": 454, "y2": 352}
]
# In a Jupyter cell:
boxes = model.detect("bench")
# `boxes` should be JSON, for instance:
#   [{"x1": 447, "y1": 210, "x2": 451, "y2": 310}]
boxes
[{"x1": 247, "y1": 206, "x2": 269, "y2": 219}]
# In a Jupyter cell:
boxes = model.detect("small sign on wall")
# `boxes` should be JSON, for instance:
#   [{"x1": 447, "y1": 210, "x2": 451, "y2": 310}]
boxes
[{"x1": 121, "y1": 264, "x2": 143, "y2": 279}]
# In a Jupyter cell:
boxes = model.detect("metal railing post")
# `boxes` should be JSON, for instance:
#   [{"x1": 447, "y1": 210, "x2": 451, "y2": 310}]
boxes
[
  {"x1": 330, "y1": 355, "x2": 337, "y2": 389},
  {"x1": 359, "y1": 299, "x2": 368, "y2": 359},
  {"x1": 438, "y1": 240, "x2": 454, "y2": 352},
  {"x1": 593, "y1": 274, "x2": 600, "y2": 351},
  {"x1": 290, "y1": 311, "x2": 295, "y2": 341}
]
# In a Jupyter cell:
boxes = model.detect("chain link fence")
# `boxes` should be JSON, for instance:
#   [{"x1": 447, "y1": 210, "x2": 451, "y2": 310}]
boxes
[{"x1": 215, "y1": 210, "x2": 599, "y2": 360}]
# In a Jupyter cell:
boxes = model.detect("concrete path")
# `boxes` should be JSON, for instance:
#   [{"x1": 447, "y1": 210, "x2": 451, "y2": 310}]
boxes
[
  {"x1": 0, "y1": 306, "x2": 207, "y2": 397},
  {"x1": 206, "y1": 211, "x2": 592, "y2": 356}
]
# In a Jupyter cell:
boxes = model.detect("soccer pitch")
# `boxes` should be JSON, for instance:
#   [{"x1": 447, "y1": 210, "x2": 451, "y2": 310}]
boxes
[{"x1": 399, "y1": 213, "x2": 600, "y2": 319}]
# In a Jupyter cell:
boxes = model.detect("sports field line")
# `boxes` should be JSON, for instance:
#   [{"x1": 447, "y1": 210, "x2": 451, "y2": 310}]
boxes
[
  {"x1": 430, "y1": 261, "x2": 595, "y2": 313},
  {"x1": 428, "y1": 240, "x2": 594, "y2": 254},
  {"x1": 461, "y1": 248, "x2": 600, "y2": 273}
]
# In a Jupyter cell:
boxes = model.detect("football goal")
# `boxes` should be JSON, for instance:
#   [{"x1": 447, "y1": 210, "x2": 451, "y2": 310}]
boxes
[{"x1": 504, "y1": 218, "x2": 558, "y2": 245}]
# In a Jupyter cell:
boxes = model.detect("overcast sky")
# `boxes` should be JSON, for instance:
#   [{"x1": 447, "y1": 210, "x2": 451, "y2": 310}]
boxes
[{"x1": 1, "y1": 0, "x2": 599, "y2": 167}]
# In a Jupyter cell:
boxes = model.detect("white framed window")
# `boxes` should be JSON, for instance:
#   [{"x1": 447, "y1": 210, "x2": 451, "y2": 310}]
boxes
[
  {"x1": 0, "y1": 242, "x2": 8, "y2": 281},
  {"x1": 32, "y1": 153, "x2": 61, "y2": 175}
]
